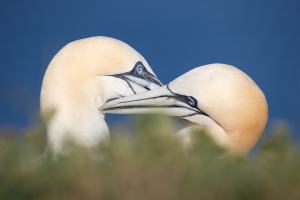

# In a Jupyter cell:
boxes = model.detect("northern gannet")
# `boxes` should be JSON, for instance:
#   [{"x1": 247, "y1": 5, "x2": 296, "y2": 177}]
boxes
[
  {"x1": 40, "y1": 36, "x2": 162, "y2": 154},
  {"x1": 101, "y1": 64, "x2": 268, "y2": 154}
]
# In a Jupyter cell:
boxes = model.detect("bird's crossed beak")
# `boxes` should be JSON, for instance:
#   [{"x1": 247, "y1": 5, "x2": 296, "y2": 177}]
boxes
[{"x1": 100, "y1": 85, "x2": 207, "y2": 118}]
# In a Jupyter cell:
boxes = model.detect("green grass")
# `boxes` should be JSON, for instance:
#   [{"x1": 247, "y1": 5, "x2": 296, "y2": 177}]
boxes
[{"x1": 0, "y1": 115, "x2": 299, "y2": 200}]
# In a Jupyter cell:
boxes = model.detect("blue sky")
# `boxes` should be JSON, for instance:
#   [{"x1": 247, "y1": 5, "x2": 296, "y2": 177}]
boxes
[{"x1": 0, "y1": 0, "x2": 299, "y2": 133}]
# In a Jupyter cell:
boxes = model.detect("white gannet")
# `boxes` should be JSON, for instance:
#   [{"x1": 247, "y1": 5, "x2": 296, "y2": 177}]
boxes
[
  {"x1": 101, "y1": 64, "x2": 268, "y2": 154},
  {"x1": 40, "y1": 36, "x2": 162, "y2": 154}
]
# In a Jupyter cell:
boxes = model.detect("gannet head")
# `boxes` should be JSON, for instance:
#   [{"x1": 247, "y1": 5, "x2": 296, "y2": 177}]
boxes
[
  {"x1": 101, "y1": 64, "x2": 268, "y2": 154},
  {"x1": 40, "y1": 36, "x2": 162, "y2": 153}
]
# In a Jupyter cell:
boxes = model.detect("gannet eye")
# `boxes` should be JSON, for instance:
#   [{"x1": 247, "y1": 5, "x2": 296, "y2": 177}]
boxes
[
  {"x1": 135, "y1": 62, "x2": 145, "y2": 76},
  {"x1": 186, "y1": 96, "x2": 197, "y2": 107}
]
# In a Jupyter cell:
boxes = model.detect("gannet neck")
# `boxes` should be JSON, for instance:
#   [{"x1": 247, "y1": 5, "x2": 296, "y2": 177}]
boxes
[
  {"x1": 42, "y1": 71, "x2": 111, "y2": 154},
  {"x1": 46, "y1": 104, "x2": 109, "y2": 154},
  {"x1": 182, "y1": 114, "x2": 246, "y2": 153}
]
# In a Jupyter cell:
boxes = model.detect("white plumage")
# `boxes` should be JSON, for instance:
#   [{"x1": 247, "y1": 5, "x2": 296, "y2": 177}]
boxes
[
  {"x1": 40, "y1": 36, "x2": 162, "y2": 154},
  {"x1": 101, "y1": 64, "x2": 268, "y2": 154}
]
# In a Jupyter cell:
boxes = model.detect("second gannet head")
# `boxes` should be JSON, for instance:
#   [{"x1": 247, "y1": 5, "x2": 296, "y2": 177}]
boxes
[
  {"x1": 40, "y1": 36, "x2": 162, "y2": 154},
  {"x1": 101, "y1": 64, "x2": 268, "y2": 154}
]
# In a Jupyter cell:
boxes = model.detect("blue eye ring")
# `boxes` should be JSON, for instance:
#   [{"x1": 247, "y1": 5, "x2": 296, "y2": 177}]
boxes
[
  {"x1": 135, "y1": 63, "x2": 145, "y2": 76},
  {"x1": 186, "y1": 96, "x2": 197, "y2": 107}
]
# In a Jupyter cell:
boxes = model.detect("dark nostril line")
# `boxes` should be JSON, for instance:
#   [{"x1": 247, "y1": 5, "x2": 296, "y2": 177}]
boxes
[
  {"x1": 105, "y1": 94, "x2": 125, "y2": 103},
  {"x1": 105, "y1": 97, "x2": 120, "y2": 103}
]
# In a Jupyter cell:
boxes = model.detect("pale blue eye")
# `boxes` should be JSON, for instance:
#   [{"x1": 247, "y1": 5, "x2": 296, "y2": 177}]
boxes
[
  {"x1": 187, "y1": 96, "x2": 196, "y2": 106},
  {"x1": 136, "y1": 64, "x2": 145, "y2": 76}
]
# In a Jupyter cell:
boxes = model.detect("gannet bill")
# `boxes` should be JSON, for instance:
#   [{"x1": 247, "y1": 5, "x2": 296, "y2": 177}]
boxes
[
  {"x1": 101, "y1": 64, "x2": 268, "y2": 154},
  {"x1": 40, "y1": 36, "x2": 162, "y2": 154}
]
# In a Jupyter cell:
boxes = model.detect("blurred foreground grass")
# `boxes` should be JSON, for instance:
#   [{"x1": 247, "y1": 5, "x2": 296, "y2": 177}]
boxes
[{"x1": 0, "y1": 116, "x2": 299, "y2": 200}]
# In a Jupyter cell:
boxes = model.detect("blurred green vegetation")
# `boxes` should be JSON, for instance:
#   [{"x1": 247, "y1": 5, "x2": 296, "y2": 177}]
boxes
[{"x1": 0, "y1": 115, "x2": 299, "y2": 200}]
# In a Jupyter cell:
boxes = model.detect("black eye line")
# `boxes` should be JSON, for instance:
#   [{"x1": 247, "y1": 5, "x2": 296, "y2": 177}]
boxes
[
  {"x1": 108, "y1": 61, "x2": 162, "y2": 86},
  {"x1": 166, "y1": 85, "x2": 223, "y2": 128},
  {"x1": 166, "y1": 85, "x2": 198, "y2": 109},
  {"x1": 130, "y1": 62, "x2": 163, "y2": 86},
  {"x1": 134, "y1": 61, "x2": 144, "y2": 70},
  {"x1": 166, "y1": 85, "x2": 208, "y2": 116},
  {"x1": 132, "y1": 62, "x2": 159, "y2": 80}
]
